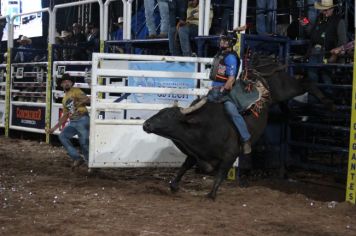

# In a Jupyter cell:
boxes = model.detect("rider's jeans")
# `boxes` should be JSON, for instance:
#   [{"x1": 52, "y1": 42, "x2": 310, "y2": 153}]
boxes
[
  {"x1": 224, "y1": 100, "x2": 251, "y2": 142},
  {"x1": 208, "y1": 87, "x2": 251, "y2": 142},
  {"x1": 59, "y1": 115, "x2": 90, "y2": 162}
]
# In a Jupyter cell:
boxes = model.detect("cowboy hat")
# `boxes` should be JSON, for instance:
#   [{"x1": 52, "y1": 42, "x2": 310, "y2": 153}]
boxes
[
  {"x1": 58, "y1": 30, "x2": 72, "y2": 39},
  {"x1": 56, "y1": 73, "x2": 75, "y2": 86},
  {"x1": 314, "y1": 0, "x2": 336, "y2": 10},
  {"x1": 17, "y1": 36, "x2": 32, "y2": 44},
  {"x1": 114, "y1": 17, "x2": 124, "y2": 25}
]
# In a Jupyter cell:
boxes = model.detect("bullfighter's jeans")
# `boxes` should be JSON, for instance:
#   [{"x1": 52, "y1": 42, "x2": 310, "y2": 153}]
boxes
[
  {"x1": 59, "y1": 115, "x2": 90, "y2": 162},
  {"x1": 224, "y1": 100, "x2": 251, "y2": 142}
]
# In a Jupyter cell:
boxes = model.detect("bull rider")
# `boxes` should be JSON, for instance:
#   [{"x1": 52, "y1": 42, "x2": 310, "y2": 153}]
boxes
[{"x1": 208, "y1": 30, "x2": 251, "y2": 154}]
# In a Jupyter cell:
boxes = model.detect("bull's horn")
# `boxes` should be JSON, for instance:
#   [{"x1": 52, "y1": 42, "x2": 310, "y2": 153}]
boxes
[
  {"x1": 180, "y1": 97, "x2": 207, "y2": 114},
  {"x1": 173, "y1": 100, "x2": 179, "y2": 107}
]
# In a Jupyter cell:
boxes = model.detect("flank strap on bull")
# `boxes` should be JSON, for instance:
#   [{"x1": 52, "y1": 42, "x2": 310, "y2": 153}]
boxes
[
  {"x1": 245, "y1": 72, "x2": 270, "y2": 118},
  {"x1": 237, "y1": 52, "x2": 289, "y2": 118}
]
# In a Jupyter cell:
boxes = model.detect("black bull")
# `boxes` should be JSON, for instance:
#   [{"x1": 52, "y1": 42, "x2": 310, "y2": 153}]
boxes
[{"x1": 143, "y1": 69, "x2": 334, "y2": 200}]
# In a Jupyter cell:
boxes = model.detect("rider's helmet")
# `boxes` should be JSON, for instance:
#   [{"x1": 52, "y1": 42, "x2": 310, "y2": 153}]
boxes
[{"x1": 220, "y1": 30, "x2": 238, "y2": 49}]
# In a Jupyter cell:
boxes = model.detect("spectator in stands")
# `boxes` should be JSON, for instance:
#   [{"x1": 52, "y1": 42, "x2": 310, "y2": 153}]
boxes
[
  {"x1": 110, "y1": 17, "x2": 125, "y2": 54},
  {"x1": 256, "y1": 0, "x2": 277, "y2": 35},
  {"x1": 111, "y1": 17, "x2": 124, "y2": 40},
  {"x1": 14, "y1": 36, "x2": 33, "y2": 63},
  {"x1": 301, "y1": 0, "x2": 347, "y2": 86},
  {"x1": 219, "y1": 0, "x2": 234, "y2": 32},
  {"x1": 86, "y1": 26, "x2": 100, "y2": 59},
  {"x1": 307, "y1": 0, "x2": 318, "y2": 24},
  {"x1": 71, "y1": 23, "x2": 87, "y2": 60},
  {"x1": 144, "y1": 0, "x2": 169, "y2": 38},
  {"x1": 57, "y1": 30, "x2": 73, "y2": 61},
  {"x1": 178, "y1": 0, "x2": 213, "y2": 56},
  {"x1": 168, "y1": 0, "x2": 188, "y2": 56},
  {"x1": 54, "y1": 31, "x2": 64, "y2": 61},
  {"x1": 84, "y1": 22, "x2": 94, "y2": 41},
  {"x1": 72, "y1": 23, "x2": 86, "y2": 42},
  {"x1": 46, "y1": 73, "x2": 91, "y2": 169}
]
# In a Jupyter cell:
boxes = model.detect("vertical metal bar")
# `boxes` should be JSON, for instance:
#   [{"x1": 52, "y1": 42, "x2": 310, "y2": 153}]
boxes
[
  {"x1": 45, "y1": 45, "x2": 52, "y2": 144},
  {"x1": 240, "y1": 0, "x2": 247, "y2": 32},
  {"x1": 233, "y1": 0, "x2": 240, "y2": 29},
  {"x1": 89, "y1": 3, "x2": 92, "y2": 22},
  {"x1": 78, "y1": 5, "x2": 81, "y2": 24},
  {"x1": 4, "y1": 18, "x2": 11, "y2": 137},
  {"x1": 99, "y1": 0, "x2": 104, "y2": 52},
  {"x1": 51, "y1": 9, "x2": 57, "y2": 45},
  {"x1": 203, "y1": 0, "x2": 211, "y2": 35},
  {"x1": 103, "y1": 0, "x2": 110, "y2": 41},
  {"x1": 122, "y1": 0, "x2": 127, "y2": 39},
  {"x1": 198, "y1": 0, "x2": 205, "y2": 36},
  {"x1": 127, "y1": 0, "x2": 132, "y2": 39},
  {"x1": 46, "y1": 10, "x2": 54, "y2": 143},
  {"x1": 82, "y1": 5, "x2": 85, "y2": 25},
  {"x1": 89, "y1": 53, "x2": 99, "y2": 167}
]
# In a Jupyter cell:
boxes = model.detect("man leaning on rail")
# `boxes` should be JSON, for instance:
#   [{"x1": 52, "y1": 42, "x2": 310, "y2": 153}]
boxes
[{"x1": 46, "y1": 73, "x2": 91, "y2": 169}]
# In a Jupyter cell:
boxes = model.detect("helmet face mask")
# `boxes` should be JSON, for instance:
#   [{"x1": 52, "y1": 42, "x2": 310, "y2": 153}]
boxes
[
  {"x1": 219, "y1": 31, "x2": 238, "y2": 49},
  {"x1": 219, "y1": 38, "x2": 230, "y2": 49}
]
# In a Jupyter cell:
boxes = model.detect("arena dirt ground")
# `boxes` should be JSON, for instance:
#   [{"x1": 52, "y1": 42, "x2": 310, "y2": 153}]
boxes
[{"x1": 0, "y1": 136, "x2": 356, "y2": 236}]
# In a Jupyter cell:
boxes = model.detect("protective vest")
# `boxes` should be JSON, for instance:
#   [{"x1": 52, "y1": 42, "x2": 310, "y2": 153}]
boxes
[
  {"x1": 310, "y1": 15, "x2": 341, "y2": 51},
  {"x1": 209, "y1": 51, "x2": 239, "y2": 82}
]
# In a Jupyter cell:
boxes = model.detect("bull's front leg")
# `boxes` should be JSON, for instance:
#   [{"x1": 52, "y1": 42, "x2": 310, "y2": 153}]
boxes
[
  {"x1": 170, "y1": 156, "x2": 196, "y2": 193},
  {"x1": 207, "y1": 159, "x2": 234, "y2": 200}
]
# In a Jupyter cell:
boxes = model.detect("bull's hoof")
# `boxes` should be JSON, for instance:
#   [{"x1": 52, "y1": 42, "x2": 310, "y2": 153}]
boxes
[
  {"x1": 169, "y1": 181, "x2": 179, "y2": 193},
  {"x1": 206, "y1": 192, "x2": 216, "y2": 201},
  {"x1": 238, "y1": 176, "x2": 249, "y2": 188}
]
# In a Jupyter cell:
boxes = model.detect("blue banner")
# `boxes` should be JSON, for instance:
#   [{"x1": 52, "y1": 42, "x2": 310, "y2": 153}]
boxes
[{"x1": 128, "y1": 62, "x2": 196, "y2": 106}]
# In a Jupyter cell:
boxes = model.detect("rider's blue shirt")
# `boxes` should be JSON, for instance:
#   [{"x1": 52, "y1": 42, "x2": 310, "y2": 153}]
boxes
[{"x1": 212, "y1": 53, "x2": 239, "y2": 87}]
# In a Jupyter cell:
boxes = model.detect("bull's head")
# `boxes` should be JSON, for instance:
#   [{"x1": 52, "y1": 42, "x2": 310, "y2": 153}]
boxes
[
  {"x1": 143, "y1": 106, "x2": 185, "y2": 135},
  {"x1": 143, "y1": 102, "x2": 204, "y2": 140}
]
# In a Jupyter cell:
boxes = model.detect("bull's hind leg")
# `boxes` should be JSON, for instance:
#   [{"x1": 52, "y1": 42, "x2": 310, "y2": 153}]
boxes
[
  {"x1": 207, "y1": 159, "x2": 235, "y2": 200},
  {"x1": 303, "y1": 80, "x2": 336, "y2": 111},
  {"x1": 169, "y1": 156, "x2": 196, "y2": 193}
]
